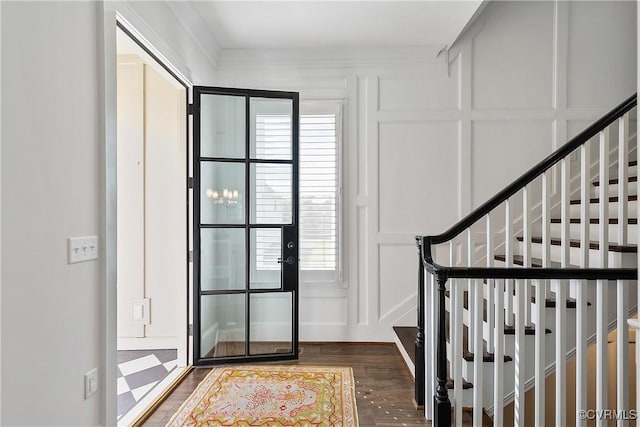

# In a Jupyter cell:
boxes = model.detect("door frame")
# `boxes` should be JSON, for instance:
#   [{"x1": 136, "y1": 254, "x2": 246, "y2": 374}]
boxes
[
  {"x1": 102, "y1": 8, "x2": 194, "y2": 425},
  {"x1": 115, "y1": 21, "x2": 191, "y2": 368},
  {"x1": 192, "y1": 86, "x2": 300, "y2": 366}
]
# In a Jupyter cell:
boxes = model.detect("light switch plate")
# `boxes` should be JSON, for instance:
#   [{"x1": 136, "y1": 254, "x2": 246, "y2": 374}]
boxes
[
  {"x1": 84, "y1": 368, "x2": 98, "y2": 399},
  {"x1": 68, "y1": 236, "x2": 98, "y2": 264},
  {"x1": 131, "y1": 298, "x2": 150, "y2": 325}
]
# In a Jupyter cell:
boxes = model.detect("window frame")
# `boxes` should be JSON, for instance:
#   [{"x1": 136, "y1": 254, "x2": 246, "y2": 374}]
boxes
[{"x1": 298, "y1": 100, "x2": 344, "y2": 286}]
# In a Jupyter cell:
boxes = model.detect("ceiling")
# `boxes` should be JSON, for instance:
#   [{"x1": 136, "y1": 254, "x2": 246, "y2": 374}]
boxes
[{"x1": 189, "y1": 1, "x2": 485, "y2": 50}]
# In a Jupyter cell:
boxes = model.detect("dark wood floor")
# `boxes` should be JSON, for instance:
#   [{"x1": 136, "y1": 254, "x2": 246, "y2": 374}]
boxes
[{"x1": 142, "y1": 342, "x2": 430, "y2": 426}]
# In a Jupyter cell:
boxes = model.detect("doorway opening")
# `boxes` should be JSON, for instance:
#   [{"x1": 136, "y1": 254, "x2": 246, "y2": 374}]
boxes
[{"x1": 115, "y1": 25, "x2": 190, "y2": 425}]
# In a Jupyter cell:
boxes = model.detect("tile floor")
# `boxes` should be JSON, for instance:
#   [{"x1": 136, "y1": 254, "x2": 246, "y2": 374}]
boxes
[{"x1": 117, "y1": 349, "x2": 178, "y2": 420}]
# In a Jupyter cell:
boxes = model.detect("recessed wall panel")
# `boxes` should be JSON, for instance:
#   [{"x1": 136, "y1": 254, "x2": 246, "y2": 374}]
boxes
[
  {"x1": 300, "y1": 297, "x2": 347, "y2": 325},
  {"x1": 472, "y1": 120, "x2": 552, "y2": 207},
  {"x1": 379, "y1": 121, "x2": 458, "y2": 233},
  {"x1": 472, "y1": 1, "x2": 553, "y2": 109},
  {"x1": 379, "y1": 245, "x2": 416, "y2": 320},
  {"x1": 378, "y1": 56, "x2": 460, "y2": 112},
  {"x1": 567, "y1": 1, "x2": 636, "y2": 108}
]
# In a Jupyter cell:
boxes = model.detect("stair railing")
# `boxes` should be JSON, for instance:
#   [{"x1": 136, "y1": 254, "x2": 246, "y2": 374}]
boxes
[{"x1": 416, "y1": 94, "x2": 638, "y2": 426}]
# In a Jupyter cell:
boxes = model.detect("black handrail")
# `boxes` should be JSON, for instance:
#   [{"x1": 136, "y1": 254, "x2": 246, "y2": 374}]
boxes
[{"x1": 423, "y1": 93, "x2": 636, "y2": 246}]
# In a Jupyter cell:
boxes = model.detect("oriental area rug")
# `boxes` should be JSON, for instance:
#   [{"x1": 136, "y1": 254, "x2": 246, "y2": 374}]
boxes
[{"x1": 166, "y1": 365, "x2": 359, "y2": 427}]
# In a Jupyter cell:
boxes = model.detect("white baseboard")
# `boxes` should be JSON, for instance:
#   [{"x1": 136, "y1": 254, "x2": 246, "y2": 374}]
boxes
[{"x1": 117, "y1": 336, "x2": 177, "y2": 350}]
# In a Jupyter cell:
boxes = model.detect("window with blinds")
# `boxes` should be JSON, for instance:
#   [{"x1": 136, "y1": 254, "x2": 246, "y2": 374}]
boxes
[
  {"x1": 299, "y1": 113, "x2": 338, "y2": 273},
  {"x1": 253, "y1": 105, "x2": 340, "y2": 282}
]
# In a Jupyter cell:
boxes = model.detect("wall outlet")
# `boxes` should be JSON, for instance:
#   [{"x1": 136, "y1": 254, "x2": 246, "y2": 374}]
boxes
[
  {"x1": 68, "y1": 236, "x2": 98, "y2": 264},
  {"x1": 84, "y1": 368, "x2": 98, "y2": 399}
]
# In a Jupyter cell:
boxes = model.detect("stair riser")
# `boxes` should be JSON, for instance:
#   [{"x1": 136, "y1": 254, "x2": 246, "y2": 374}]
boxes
[
  {"x1": 569, "y1": 200, "x2": 637, "y2": 218},
  {"x1": 593, "y1": 181, "x2": 637, "y2": 197},
  {"x1": 548, "y1": 223, "x2": 638, "y2": 244}
]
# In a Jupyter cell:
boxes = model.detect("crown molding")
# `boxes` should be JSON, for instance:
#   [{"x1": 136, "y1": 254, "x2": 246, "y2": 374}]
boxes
[
  {"x1": 163, "y1": 1, "x2": 222, "y2": 68},
  {"x1": 217, "y1": 46, "x2": 444, "y2": 71}
]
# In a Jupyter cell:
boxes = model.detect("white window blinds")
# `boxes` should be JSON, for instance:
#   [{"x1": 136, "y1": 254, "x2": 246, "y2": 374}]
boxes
[
  {"x1": 299, "y1": 113, "x2": 338, "y2": 272},
  {"x1": 253, "y1": 104, "x2": 340, "y2": 278}
]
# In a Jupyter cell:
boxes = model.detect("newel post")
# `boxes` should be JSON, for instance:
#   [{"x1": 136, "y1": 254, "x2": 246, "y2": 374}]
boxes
[
  {"x1": 415, "y1": 237, "x2": 425, "y2": 408},
  {"x1": 434, "y1": 272, "x2": 451, "y2": 426}
]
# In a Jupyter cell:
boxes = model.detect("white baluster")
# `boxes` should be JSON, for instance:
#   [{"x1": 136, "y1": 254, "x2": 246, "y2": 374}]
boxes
[
  {"x1": 617, "y1": 279, "x2": 629, "y2": 427},
  {"x1": 618, "y1": 113, "x2": 629, "y2": 245},
  {"x1": 557, "y1": 157, "x2": 570, "y2": 426},
  {"x1": 596, "y1": 128, "x2": 610, "y2": 427},
  {"x1": 450, "y1": 240, "x2": 456, "y2": 384},
  {"x1": 426, "y1": 271, "x2": 436, "y2": 418},
  {"x1": 505, "y1": 200, "x2": 514, "y2": 327},
  {"x1": 542, "y1": 172, "x2": 551, "y2": 296},
  {"x1": 486, "y1": 214, "x2": 494, "y2": 353},
  {"x1": 576, "y1": 141, "x2": 591, "y2": 427},
  {"x1": 514, "y1": 279, "x2": 525, "y2": 427},
  {"x1": 522, "y1": 187, "x2": 531, "y2": 326},
  {"x1": 454, "y1": 278, "x2": 463, "y2": 427},
  {"x1": 535, "y1": 265, "x2": 546, "y2": 425},
  {"x1": 473, "y1": 278, "x2": 483, "y2": 427},
  {"x1": 535, "y1": 171, "x2": 551, "y2": 425},
  {"x1": 494, "y1": 279, "x2": 505, "y2": 427},
  {"x1": 468, "y1": 230, "x2": 475, "y2": 351},
  {"x1": 449, "y1": 240, "x2": 463, "y2": 427},
  {"x1": 616, "y1": 113, "x2": 630, "y2": 427}
]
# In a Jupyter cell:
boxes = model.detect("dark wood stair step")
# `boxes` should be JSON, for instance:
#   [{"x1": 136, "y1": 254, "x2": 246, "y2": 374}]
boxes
[
  {"x1": 460, "y1": 324, "x2": 513, "y2": 363},
  {"x1": 392, "y1": 326, "x2": 416, "y2": 365},
  {"x1": 504, "y1": 325, "x2": 551, "y2": 335},
  {"x1": 516, "y1": 235, "x2": 637, "y2": 253},
  {"x1": 494, "y1": 254, "x2": 562, "y2": 268},
  {"x1": 570, "y1": 195, "x2": 637, "y2": 205},
  {"x1": 446, "y1": 376, "x2": 473, "y2": 390},
  {"x1": 593, "y1": 176, "x2": 637, "y2": 186},
  {"x1": 530, "y1": 295, "x2": 591, "y2": 308},
  {"x1": 446, "y1": 289, "x2": 582, "y2": 315},
  {"x1": 550, "y1": 217, "x2": 637, "y2": 225}
]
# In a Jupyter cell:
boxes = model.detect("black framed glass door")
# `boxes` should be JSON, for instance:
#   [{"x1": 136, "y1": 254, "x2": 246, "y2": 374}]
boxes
[{"x1": 193, "y1": 86, "x2": 299, "y2": 365}]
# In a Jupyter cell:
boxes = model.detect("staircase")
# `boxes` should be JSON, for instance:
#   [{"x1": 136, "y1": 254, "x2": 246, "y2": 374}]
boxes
[{"x1": 400, "y1": 94, "x2": 639, "y2": 426}]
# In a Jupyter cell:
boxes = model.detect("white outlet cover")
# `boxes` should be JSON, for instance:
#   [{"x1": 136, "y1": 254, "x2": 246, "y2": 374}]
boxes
[
  {"x1": 68, "y1": 236, "x2": 98, "y2": 264},
  {"x1": 84, "y1": 368, "x2": 98, "y2": 399}
]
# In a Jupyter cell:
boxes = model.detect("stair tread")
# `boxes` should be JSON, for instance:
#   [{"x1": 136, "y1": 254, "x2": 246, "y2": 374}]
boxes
[
  {"x1": 550, "y1": 217, "x2": 638, "y2": 224},
  {"x1": 569, "y1": 195, "x2": 638, "y2": 205},
  {"x1": 392, "y1": 326, "x2": 416, "y2": 365},
  {"x1": 593, "y1": 176, "x2": 637, "y2": 186},
  {"x1": 445, "y1": 289, "x2": 580, "y2": 309},
  {"x1": 504, "y1": 325, "x2": 552, "y2": 335},
  {"x1": 460, "y1": 322, "x2": 513, "y2": 363},
  {"x1": 494, "y1": 254, "x2": 563, "y2": 268},
  {"x1": 516, "y1": 235, "x2": 637, "y2": 253}
]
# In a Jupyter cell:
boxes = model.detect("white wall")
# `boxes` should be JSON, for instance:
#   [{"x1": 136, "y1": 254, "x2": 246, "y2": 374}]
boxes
[
  {"x1": 215, "y1": 0, "x2": 637, "y2": 342},
  {"x1": 1, "y1": 1, "x2": 215, "y2": 425},
  {"x1": 1, "y1": 2, "x2": 103, "y2": 425},
  {"x1": 116, "y1": 56, "x2": 186, "y2": 350}
]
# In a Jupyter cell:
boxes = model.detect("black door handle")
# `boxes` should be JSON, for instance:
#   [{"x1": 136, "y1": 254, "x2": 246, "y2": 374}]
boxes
[{"x1": 277, "y1": 256, "x2": 296, "y2": 265}]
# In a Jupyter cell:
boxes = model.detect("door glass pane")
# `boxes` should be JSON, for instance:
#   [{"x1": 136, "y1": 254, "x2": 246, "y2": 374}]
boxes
[
  {"x1": 201, "y1": 294, "x2": 246, "y2": 358},
  {"x1": 250, "y1": 163, "x2": 292, "y2": 224},
  {"x1": 201, "y1": 162, "x2": 245, "y2": 224},
  {"x1": 201, "y1": 228, "x2": 246, "y2": 291},
  {"x1": 200, "y1": 94, "x2": 245, "y2": 159},
  {"x1": 250, "y1": 98, "x2": 293, "y2": 160},
  {"x1": 250, "y1": 292, "x2": 292, "y2": 355},
  {"x1": 250, "y1": 228, "x2": 281, "y2": 289}
]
